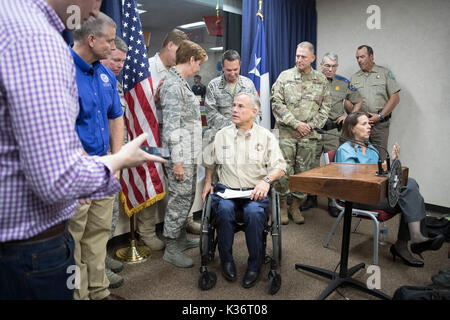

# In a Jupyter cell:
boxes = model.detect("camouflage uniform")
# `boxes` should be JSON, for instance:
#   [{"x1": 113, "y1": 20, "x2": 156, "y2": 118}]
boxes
[
  {"x1": 271, "y1": 67, "x2": 331, "y2": 200},
  {"x1": 160, "y1": 67, "x2": 202, "y2": 239},
  {"x1": 203, "y1": 74, "x2": 260, "y2": 148},
  {"x1": 315, "y1": 75, "x2": 361, "y2": 166},
  {"x1": 350, "y1": 64, "x2": 400, "y2": 160}
]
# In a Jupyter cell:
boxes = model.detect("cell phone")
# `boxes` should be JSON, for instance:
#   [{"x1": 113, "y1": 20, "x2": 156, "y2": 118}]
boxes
[{"x1": 140, "y1": 146, "x2": 171, "y2": 160}]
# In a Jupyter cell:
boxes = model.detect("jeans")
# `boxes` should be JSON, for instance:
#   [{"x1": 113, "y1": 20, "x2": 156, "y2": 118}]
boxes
[
  {"x1": 0, "y1": 230, "x2": 75, "y2": 300},
  {"x1": 211, "y1": 184, "x2": 269, "y2": 271}
]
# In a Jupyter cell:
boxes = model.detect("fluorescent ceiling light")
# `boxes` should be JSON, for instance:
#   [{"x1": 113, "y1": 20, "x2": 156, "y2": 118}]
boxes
[
  {"x1": 177, "y1": 21, "x2": 206, "y2": 29},
  {"x1": 209, "y1": 47, "x2": 223, "y2": 51}
]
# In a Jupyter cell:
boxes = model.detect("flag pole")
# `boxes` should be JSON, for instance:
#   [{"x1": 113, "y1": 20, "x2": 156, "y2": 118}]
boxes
[
  {"x1": 257, "y1": 0, "x2": 264, "y2": 20},
  {"x1": 115, "y1": 179, "x2": 151, "y2": 264},
  {"x1": 115, "y1": 213, "x2": 151, "y2": 264}
]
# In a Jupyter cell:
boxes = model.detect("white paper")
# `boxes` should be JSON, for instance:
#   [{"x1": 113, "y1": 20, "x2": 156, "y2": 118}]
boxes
[{"x1": 216, "y1": 189, "x2": 253, "y2": 199}]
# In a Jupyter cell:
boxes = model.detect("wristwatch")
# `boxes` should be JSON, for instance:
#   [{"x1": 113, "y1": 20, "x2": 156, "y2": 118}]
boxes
[
  {"x1": 378, "y1": 111, "x2": 385, "y2": 121},
  {"x1": 263, "y1": 176, "x2": 272, "y2": 185}
]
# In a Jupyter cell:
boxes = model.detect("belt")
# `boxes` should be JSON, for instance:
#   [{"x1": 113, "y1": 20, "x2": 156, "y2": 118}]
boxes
[{"x1": 4, "y1": 221, "x2": 68, "y2": 246}]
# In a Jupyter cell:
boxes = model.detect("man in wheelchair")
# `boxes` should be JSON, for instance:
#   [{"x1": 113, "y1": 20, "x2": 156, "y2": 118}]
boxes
[{"x1": 202, "y1": 93, "x2": 286, "y2": 288}]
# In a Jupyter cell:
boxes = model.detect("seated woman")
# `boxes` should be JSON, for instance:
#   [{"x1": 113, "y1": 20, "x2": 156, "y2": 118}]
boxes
[{"x1": 335, "y1": 111, "x2": 444, "y2": 267}]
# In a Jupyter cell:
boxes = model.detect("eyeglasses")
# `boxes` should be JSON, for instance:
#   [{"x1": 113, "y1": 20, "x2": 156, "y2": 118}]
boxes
[{"x1": 323, "y1": 64, "x2": 338, "y2": 69}]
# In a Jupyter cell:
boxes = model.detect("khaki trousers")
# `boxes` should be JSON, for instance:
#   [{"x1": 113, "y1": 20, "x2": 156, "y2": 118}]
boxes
[
  {"x1": 69, "y1": 195, "x2": 115, "y2": 300},
  {"x1": 136, "y1": 196, "x2": 168, "y2": 242}
]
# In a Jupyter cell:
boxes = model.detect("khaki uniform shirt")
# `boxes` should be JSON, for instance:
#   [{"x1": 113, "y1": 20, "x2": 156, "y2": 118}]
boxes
[
  {"x1": 271, "y1": 67, "x2": 331, "y2": 139},
  {"x1": 327, "y1": 75, "x2": 361, "y2": 121},
  {"x1": 350, "y1": 64, "x2": 400, "y2": 113},
  {"x1": 203, "y1": 124, "x2": 286, "y2": 189}
]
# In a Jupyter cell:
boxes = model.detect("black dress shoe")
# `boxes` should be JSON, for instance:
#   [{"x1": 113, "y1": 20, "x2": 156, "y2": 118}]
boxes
[
  {"x1": 221, "y1": 261, "x2": 236, "y2": 282},
  {"x1": 300, "y1": 195, "x2": 317, "y2": 211},
  {"x1": 410, "y1": 234, "x2": 445, "y2": 259},
  {"x1": 242, "y1": 269, "x2": 260, "y2": 288},
  {"x1": 389, "y1": 245, "x2": 424, "y2": 268},
  {"x1": 328, "y1": 206, "x2": 340, "y2": 218}
]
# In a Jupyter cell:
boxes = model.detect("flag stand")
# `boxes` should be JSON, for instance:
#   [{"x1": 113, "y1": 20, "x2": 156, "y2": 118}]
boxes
[{"x1": 115, "y1": 214, "x2": 151, "y2": 264}]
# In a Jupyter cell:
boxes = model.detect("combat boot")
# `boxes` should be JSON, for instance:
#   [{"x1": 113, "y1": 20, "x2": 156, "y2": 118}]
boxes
[
  {"x1": 300, "y1": 195, "x2": 317, "y2": 211},
  {"x1": 289, "y1": 197, "x2": 305, "y2": 224},
  {"x1": 163, "y1": 238, "x2": 194, "y2": 268},
  {"x1": 186, "y1": 213, "x2": 201, "y2": 235},
  {"x1": 140, "y1": 212, "x2": 165, "y2": 251},
  {"x1": 105, "y1": 268, "x2": 124, "y2": 289},
  {"x1": 178, "y1": 227, "x2": 200, "y2": 251},
  {"x1": 105, "y1": 254, "x2": 123, "y2": 273},
  {"x1": 279, "y1": 197, "x2": 289, "y2": 225}
]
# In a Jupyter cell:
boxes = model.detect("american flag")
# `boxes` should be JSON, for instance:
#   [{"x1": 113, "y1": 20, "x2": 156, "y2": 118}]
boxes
[{"x1": 119, "y1": 0, "x2": 166, "y2": 217}]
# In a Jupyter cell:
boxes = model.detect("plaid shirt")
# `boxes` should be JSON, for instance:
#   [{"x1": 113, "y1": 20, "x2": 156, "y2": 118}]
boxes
[{"x1": 0, "y1": 0, "x2": 120, "y2": 242}]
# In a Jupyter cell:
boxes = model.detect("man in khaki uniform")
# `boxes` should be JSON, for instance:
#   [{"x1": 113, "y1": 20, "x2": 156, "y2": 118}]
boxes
[
  {"x1": 301, "y1": 52, "x2": 362, "y2": 217},
  {"x1": 202, "y1": 93, "x2": 286, "y2": 288},
  {"x1": 350, "y1": 45, "x2": 400, "y2": 160},
  {"x1": 271, "y1": 42, "x2": 331, "y2": 225}
]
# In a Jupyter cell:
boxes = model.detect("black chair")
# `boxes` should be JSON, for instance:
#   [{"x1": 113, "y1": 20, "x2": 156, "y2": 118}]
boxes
[{"x1": 198, "y1": 188, "x2": 282, "y2": 295}]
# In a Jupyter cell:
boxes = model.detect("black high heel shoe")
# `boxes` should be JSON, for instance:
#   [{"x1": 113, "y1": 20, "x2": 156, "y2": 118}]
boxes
[
  {"x1": 389, "y1": 245, "x2": 424, "y2": 268},
  {"x1": 410, "y1": 234, "x2": 445, "y2": 259}
]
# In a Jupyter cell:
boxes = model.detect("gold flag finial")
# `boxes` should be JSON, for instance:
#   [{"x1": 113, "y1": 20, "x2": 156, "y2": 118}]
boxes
[{"x1": 257, "y1": 0, "x2": 264, "y2": 20}]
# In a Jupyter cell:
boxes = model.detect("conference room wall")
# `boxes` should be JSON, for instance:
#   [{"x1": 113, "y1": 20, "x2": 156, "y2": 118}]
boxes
[{"x1": 316, "y1": 0, "x2": 450, "y2": 208}]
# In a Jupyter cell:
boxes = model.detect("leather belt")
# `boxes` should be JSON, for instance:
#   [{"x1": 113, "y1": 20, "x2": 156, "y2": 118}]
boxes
[{"x1": 4, "y1": 221, "x2": 68, "y2": 246}]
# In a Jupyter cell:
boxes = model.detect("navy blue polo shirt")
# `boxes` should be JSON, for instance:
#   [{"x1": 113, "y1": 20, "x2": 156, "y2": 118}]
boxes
[{"x1": 70, "y1": 47, "x2": 123, "y2": 156}]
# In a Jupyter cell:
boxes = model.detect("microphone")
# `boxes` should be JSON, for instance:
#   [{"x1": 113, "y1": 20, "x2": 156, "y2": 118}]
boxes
[
  {"x1": 315, "y1": 129, "x2": 387, "y2": 176},
  {"x1": 363, "y1": 140, "x2": 391, "y2": 172}
]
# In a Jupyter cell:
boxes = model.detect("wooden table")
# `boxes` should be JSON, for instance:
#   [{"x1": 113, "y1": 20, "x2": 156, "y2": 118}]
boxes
[{"x1": 289, "y1": 163, "x2": 408, "y2": 300}]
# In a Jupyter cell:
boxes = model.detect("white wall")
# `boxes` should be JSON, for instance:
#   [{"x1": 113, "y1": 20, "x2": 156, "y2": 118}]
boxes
[{"x1": 317, "y1": 0, "x2": 450, "y2": 207}]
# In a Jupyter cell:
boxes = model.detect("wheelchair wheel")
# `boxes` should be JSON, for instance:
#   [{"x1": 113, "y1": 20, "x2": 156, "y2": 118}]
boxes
[
  {"x1": 200, "y1": 195, "x2": 215, "y2": 263},
  {"x1": 198, "y1": 267, "x2": 217, "y2": 291},
  {"x1": 268, "y1": 271, "x2": 281, "y2": 295},
  {"x1": 271, "y1": 191, "x2": 282, "y2": 265}
]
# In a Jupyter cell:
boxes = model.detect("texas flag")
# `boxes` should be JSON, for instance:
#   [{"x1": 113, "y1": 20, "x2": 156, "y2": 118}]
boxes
[{"x1": 247, "y1": 14, "x2": 271, "y2": 129}]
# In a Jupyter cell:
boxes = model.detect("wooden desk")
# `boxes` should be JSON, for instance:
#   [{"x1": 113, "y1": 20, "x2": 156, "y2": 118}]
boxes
[{"x1": 289, "y1": 163, "x2": 408, "y2": 300}]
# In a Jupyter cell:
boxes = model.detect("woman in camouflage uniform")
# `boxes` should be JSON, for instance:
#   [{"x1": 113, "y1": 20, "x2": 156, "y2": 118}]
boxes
[{"x1": 159, "y1": 40, "x2": 208, "y2": 268}]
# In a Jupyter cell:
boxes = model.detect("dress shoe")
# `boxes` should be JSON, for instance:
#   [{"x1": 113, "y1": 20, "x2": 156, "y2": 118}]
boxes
[
  {"x1": 389, "y1": 245, "x2": 424, "y2": 268},
  {"x1": 300, "y1": 195, "x2": 317, "y2": 212},
  {"x1": 242, "y1": 269, "x2": 260, "y2": 289},
  {"x1": 221, "y1": 261, "x2": 237, "y2": 282},
  {"x1": 102, "y1": 293, "x2": 126, "y2": 300},
  {"x1": 328, "y1": 206, "x2": 340, "y2": 218},
  {"x1": 410, "y1": 234, "x2": 445, "y2": 259}
]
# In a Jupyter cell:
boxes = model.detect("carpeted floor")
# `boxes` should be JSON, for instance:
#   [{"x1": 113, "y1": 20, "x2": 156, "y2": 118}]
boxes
[{"x1": 108, "y1": 197, "x2": 449, "y2": 300}]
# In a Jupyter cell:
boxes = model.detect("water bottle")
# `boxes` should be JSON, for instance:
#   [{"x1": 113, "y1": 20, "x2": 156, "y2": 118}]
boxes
[{"x1": 379, "y1": 222, "x2": 388, "y2": 246}]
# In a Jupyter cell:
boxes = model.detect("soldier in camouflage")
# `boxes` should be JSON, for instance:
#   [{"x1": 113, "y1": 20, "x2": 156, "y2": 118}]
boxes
[
  {"x1": 159, "y1": 40, "x2": 207, "y2": 268},
  {"x1": 203, "y1": 50, "x2": 260, "y2": 149},
  {"x1": 271, "y1": 42, "x2": 331, "y2": 225},
  {"x1": 301, "y1": 52, "x2": 363, "y2": 217}
]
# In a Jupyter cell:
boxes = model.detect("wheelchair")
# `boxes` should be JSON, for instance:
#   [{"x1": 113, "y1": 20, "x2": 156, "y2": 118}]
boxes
[{"x1": 198, "y1": 187, "x2": 282, "y2": 295}]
